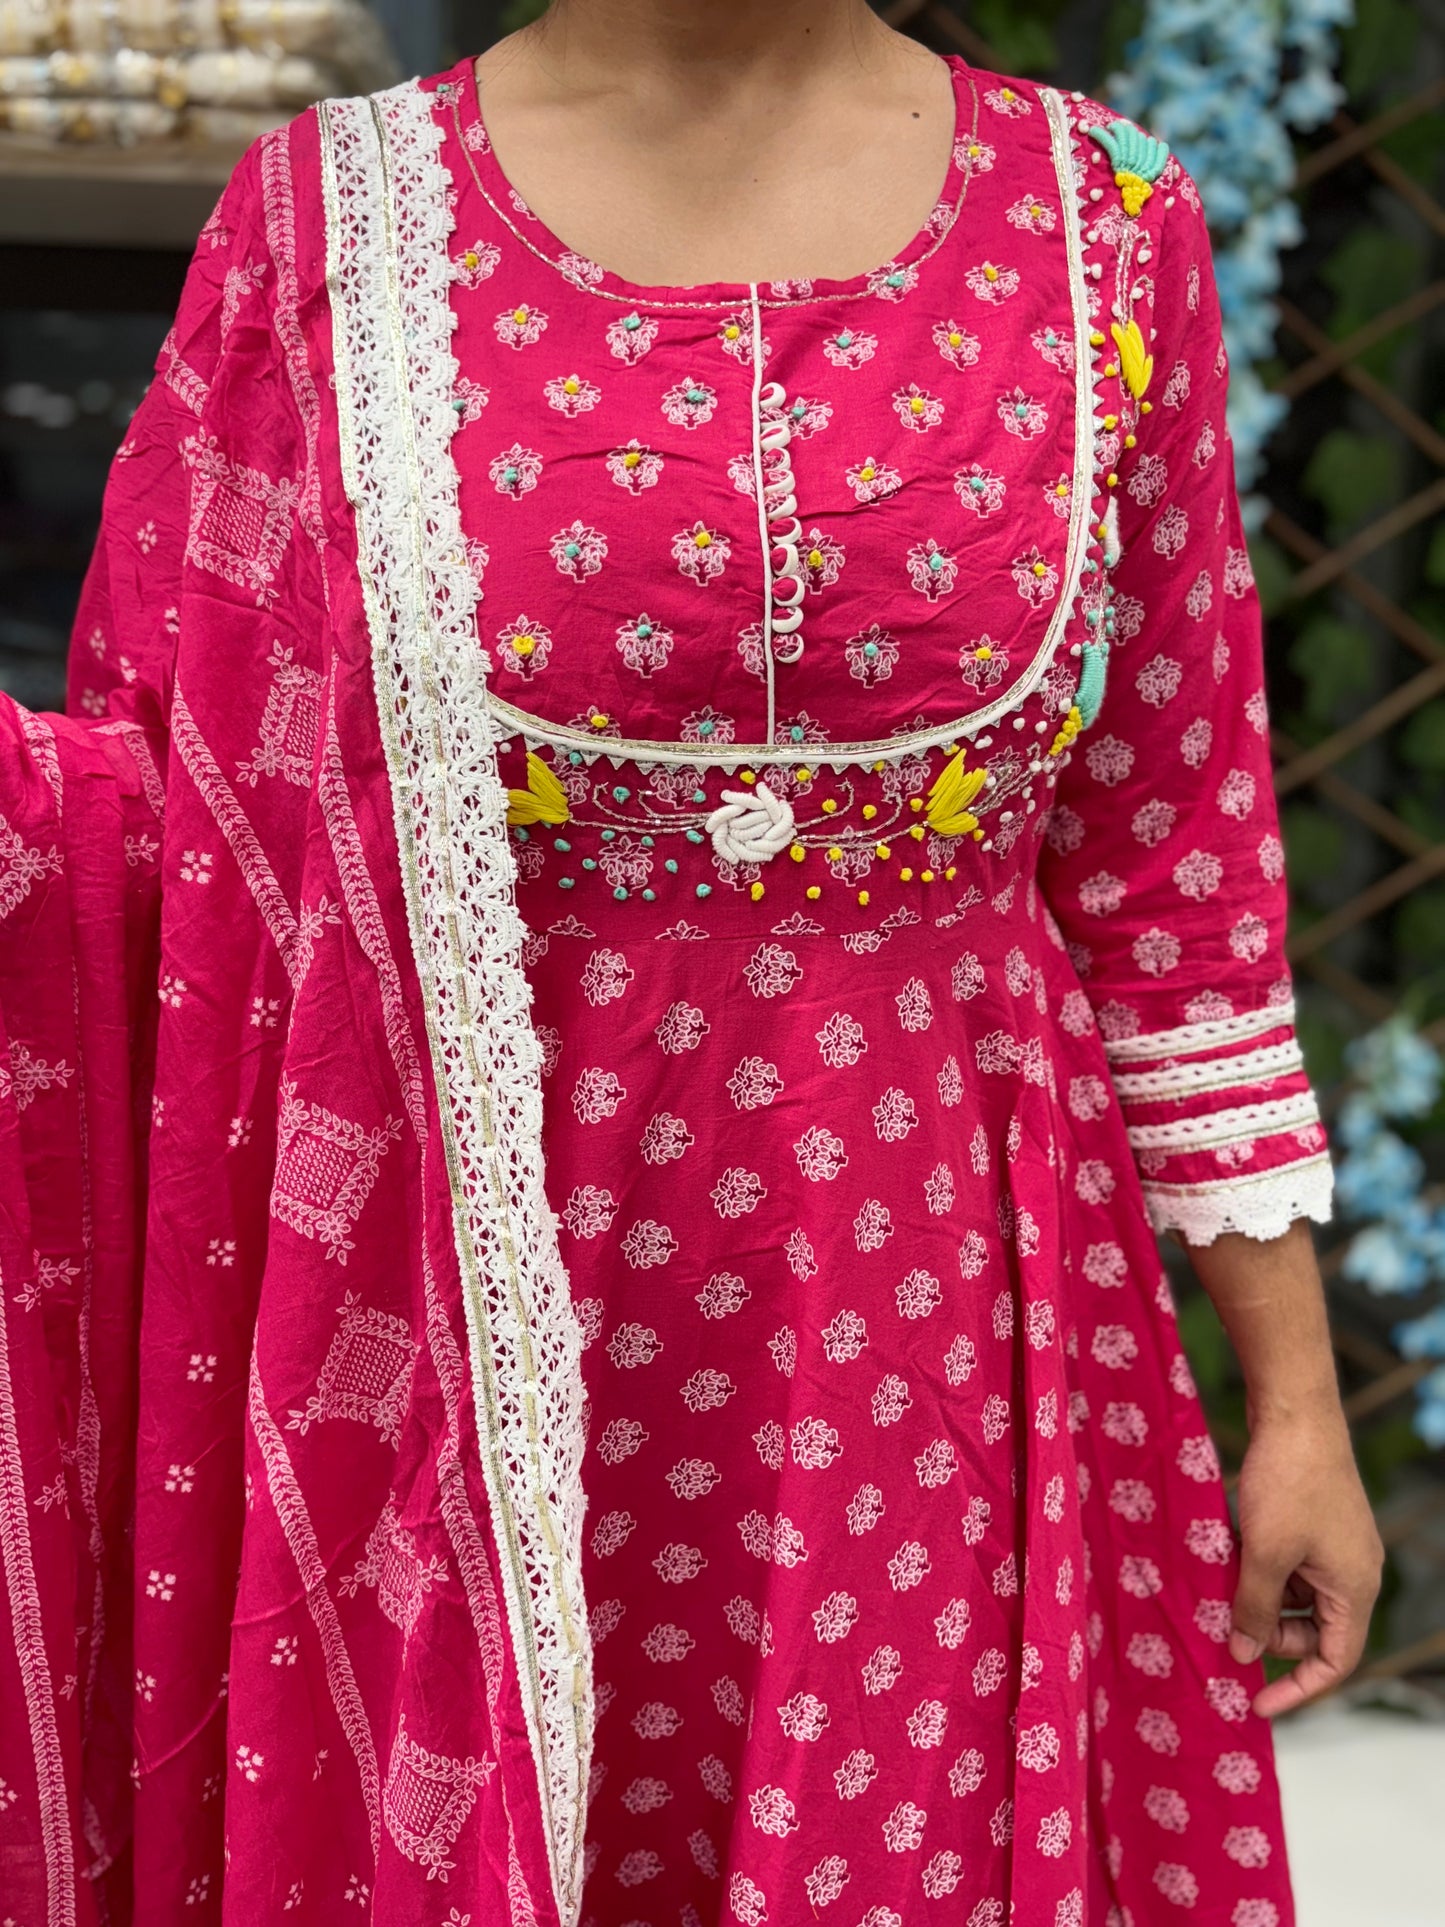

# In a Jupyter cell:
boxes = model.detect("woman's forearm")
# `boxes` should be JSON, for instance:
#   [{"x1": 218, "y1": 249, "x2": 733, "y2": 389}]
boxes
[{"x1": 1182, "y1": 1218, "x2": 1342, "y2": 1425}]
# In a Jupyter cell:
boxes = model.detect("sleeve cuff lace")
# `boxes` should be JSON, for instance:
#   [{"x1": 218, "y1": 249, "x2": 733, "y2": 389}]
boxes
[{"x1": 1103, "y1": 999, "x2": 1334, "y2": 1246}]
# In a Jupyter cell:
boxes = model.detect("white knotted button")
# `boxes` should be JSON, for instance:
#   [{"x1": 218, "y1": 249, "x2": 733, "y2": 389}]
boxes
[{"x1": 705, "y1": 781, "x2": 796, "y2": 865}]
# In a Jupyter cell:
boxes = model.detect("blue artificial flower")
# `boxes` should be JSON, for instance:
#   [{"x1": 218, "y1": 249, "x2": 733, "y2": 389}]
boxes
[
  {"x1": 1395, "y1": 1303, "x2": 1445, "y2": 1359},
  {"x1": 1342, "y1": 1223, "x2": 1431, "y2": 1297},
  {"x1": 1333, "y1": 1129, "x2": 1426, "y2": 1221}
]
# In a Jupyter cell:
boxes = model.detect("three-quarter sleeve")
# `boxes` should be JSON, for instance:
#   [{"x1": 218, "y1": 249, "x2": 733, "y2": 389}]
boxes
[{"x1": 1038, "y1": 154, "x2": 1331, "y2": 1246}]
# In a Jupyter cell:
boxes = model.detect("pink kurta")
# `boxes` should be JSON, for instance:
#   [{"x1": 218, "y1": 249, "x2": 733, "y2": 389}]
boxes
[{"x1": 0, "y1": 53, "x2": 1327, "y2": 1927}]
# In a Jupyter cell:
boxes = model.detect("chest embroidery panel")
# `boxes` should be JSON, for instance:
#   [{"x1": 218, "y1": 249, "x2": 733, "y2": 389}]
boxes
[{"x1": 435, "y1": 78, "x2": 1160, "y2": 926}]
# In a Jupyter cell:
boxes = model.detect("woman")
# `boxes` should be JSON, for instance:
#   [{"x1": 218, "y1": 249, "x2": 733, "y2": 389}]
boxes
[{"x1": 0, "y1": 4, "x2": 1383, "y2": 1923}]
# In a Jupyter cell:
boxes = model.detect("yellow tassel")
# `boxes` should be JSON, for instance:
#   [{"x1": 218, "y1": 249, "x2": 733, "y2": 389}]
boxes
[
  {"x1": 506, "y1": 752, "x2": 571, "y2": 826},
  {"x1": 925, "y1": 747, "x2": 988, "y2": 837},
  {"x1": 1109, "y1": 318, "x2": 1153, "y2": 401}
]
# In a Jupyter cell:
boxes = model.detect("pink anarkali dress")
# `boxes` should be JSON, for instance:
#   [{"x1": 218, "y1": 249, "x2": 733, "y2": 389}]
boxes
[{"x1": 0, "y1": 53, "x2": 1331, "y2": 1927}]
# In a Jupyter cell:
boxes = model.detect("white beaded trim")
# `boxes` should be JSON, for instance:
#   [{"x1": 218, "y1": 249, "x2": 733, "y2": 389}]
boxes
[{"x1": 1142, "y1": 1155, "x2": 1334, "y2": 1246}]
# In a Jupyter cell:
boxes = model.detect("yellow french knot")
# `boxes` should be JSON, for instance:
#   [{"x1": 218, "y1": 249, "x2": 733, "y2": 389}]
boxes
[
  {"x1": 1048, "y1": 705, "x2": 1083, "y2": 758},
  {"x1": 506, "y1": 751, "x2": 571, "y2": 827}
]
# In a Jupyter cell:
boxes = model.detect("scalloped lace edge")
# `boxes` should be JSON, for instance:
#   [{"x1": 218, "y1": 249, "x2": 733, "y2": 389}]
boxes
[
  {"x1": 320, "y1": 82, "x2": 590, "y2": 1923},
  {"x1": 1142, "y1": 1155, "x2": 1335, "y2": 1246}
]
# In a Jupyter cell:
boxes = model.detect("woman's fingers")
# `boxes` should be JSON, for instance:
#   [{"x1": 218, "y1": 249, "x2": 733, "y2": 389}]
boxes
[
  {"x1": 1251, "y1": 1580, "x2": 1377, "y2": 1718},
  {"x1": 1229, "y1": 1541, "x2": 1296, "y2": 1666}
]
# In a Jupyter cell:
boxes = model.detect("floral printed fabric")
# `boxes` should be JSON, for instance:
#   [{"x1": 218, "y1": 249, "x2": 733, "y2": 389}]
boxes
[
  {"x1": 428, "y1": 54, "x2": 1317, "y2": 1927},
  {"x1": 0, "y1": 50, "x2": 1319, "y2": 1927}
]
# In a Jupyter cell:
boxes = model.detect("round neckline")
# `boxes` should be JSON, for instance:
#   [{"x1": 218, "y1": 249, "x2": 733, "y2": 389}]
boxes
[{"x1": 429, "y1": 54, "x2": 979, "y2": 312}]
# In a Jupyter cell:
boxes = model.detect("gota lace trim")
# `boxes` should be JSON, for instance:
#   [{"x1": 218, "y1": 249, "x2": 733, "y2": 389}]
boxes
[
  {"x1": 320, "y1": 81, "x2": 590, "y2": 1924},
  {"x1": 1142, "y1": 1155, "x2": 1334, "y2": 1247}
]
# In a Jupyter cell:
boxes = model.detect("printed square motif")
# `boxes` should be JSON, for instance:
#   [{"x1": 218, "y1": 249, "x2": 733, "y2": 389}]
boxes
[
  {"x1": 238, "y1": 642, "x2": 323, "y2": 788},
  {"x1": 339, "y1": 1493, "x2": 448, "y2": 1640},
  {"x1": 182, "y1": 432, "x2": 299, "y2": 605},
  {"x1": 382, "y1": 1712, "x2": 494, "y2": 1880},
  {"x1": 270, "y1": 1080, "x2": 401, "y2": 1264},
  {"x1": 287, "y1": 1291, "x2": 418, "y2": 1446}
]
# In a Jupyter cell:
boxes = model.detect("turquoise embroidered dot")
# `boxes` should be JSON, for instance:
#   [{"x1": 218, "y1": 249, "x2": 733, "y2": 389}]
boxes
[
  {"x1": 969, "y1": 477, "x2": 987, "y2": 492},
  {"x1": 837, "y1": 331, "x2": 853, "y2": 348},
  {"x1": 697, "y1": 720, "x2": 714, "y2": 737},
  {"x1": 885, "y1": 271, "x2": 906, "y2": 288},
  {"x1": 503, "y1": 465, "x2": 519, "y2": 485},
  {"x1": 513, "y1": 825, "x2": 530, "y2": 841},
  {"x1": 696, "y1": 883, "x2": 712, "y2": 898},
  {"x1": 640, "y1": 834, "x2": 655, "y2": 848},
  {"x1": 553, "y1": 837, "x2": 571, "y2": 852},
  {"x1": 558, "y1": 876, "x2": 575, "y2": 889},
  {"x1": 791, "y1": 401, "x2": 807, "y2": 420},
  {"x1": 582, "y1": 858, "x2": 598, "y2": 871},
  {"x1": 686, "y1": 386, "x2": 707, "y2": 404},
  {"x1": 691, "y1": 788, "x2": 706, "y2": 803},
  {"x1": 789, "y1": 724, "x2": 805, "y2": 742},
  {"x1": 1044, "y1": 330, "x2": 1058, "y2": 346},
  {"x1": 927, "y1": 551, "x2": 944, "y2": 572},
  {"x1": 665, "y1": 859, "x2": 679, "y2": 874},
  {"x1": 613, "y1": 886, "x2": 628, "y2": 900},
  {"x1": 863, "y1": 641, "x2": 879, "y2": 659},
  {"x1": 623, "y1": 312, "x2": 642, "y2": 330},
  {"x1": 1014, "y1": 402, "x2": 1030, "y2": 420},
  {"x1": 635, "y1": 620, "x2": 652, "y2": 638},
  {"x1": 568, "y1": 750, "x2": 584, "y2": 765},
  {"x1": 564, "y1": 541, "x2": 581, "y2": 559},
  {"x1": 685, "y1": 830, "x2": 704, "y2": 844},
  {"x1": 642, "y1": 888, "x2": 656, "y2": 901},
  {"x1": 601, "y1": 828, "x2": 616, "y2": 841},
  {"x1": 612, "y1": 785, "x2": 631, "y2": 801}
]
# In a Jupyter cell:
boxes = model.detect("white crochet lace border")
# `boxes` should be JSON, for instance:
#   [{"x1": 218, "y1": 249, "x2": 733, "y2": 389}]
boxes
[
  {"x1": 1143, "y1": 1154, "x2": 1335, "y2": 1247},
  {"x1": 320, "y1": 83, "x2": 590, "y2": 1923}
]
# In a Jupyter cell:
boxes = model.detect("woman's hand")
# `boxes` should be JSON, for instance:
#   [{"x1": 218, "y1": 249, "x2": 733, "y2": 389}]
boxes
[
  {"x1": 1183, "y1": 1219, "x2": 1384, "y2": 1717},
  {"x1": 1229, "y1": 1401, "x2": 1384, "y2": 1717}
]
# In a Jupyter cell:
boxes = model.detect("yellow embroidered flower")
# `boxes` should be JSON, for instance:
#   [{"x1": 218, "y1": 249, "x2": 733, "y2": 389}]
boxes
[
  {"x1": 506, "y1": 752, "x2": 571, "y2": 826},
  {"x1": 925, "y1": 748, "x2": 988, "y2": 836},
  {"x1": 1110, "y1": 319, "x2": 1153, "y2": 401}
]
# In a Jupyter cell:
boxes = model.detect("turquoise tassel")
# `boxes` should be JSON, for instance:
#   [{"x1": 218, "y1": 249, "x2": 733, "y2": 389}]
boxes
[
  {"x1": 1093, "y1": 119, "x2": 1170, "y2": 185},
  {"x1": 1076, "y1": 641, "x2": 1109, "y2": 727}
]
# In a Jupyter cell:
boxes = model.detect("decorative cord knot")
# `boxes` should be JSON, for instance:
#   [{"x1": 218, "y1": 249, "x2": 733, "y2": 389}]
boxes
[{"x1": 705, "y1": 781, "x2": 796, "y2": 865}]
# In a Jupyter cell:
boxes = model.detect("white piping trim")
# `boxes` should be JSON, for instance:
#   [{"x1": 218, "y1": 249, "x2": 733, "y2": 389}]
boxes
[
  {"x1": 1103, "y1": 998, "x2": 1298, "y2": 1064},
  {"x1": 747, "y1": 284, "x2": 778, "y2": 743}
]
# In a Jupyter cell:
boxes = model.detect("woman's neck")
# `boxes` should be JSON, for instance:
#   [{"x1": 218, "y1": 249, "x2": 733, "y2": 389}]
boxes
[
  {"x1": 470, "y1": 6, "x2": 956, "y2": 289},
  {"x1": 489, "y1": 0, "x2": 910, "y2": 112}
]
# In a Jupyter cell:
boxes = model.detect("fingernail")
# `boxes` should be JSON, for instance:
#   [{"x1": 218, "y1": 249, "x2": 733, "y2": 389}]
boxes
[{"x1": 1230, "y1": 1633, "x2": 1264, "y2": 1664}]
